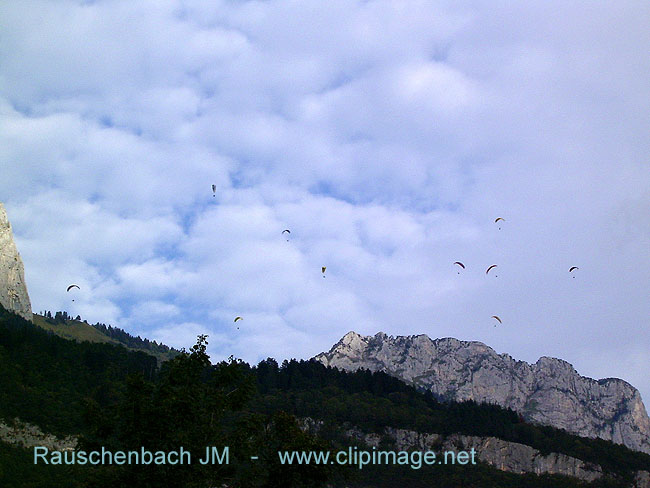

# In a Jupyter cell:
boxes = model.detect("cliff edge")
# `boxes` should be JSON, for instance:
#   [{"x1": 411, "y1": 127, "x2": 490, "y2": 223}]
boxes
[{"x1": 0, "y1": 203, "x2": 32, "y2": 321}]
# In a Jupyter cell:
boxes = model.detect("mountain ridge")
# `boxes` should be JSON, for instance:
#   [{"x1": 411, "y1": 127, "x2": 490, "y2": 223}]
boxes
[{"x1": 315, "y1": 331, "x2": 650, "y2": 454}]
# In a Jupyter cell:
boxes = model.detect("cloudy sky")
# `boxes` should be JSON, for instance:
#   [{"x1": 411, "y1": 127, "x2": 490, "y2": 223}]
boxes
[{"x1": 1, "y1": 0, "x2": 649, "y2": 402}]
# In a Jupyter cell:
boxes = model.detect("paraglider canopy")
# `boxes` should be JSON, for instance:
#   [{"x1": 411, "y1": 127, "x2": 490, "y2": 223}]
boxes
[
  {"x1": 282, "y1": 229, "x2": 290, "y2": 241},
  {"x1": 569, "y1": 267, "x2": 579, "y2": 272},
  {"x1": 494, "y1": 217, "x2": 505, "y2": 230},
  {"x1": 67, "y1": 284, "x2": 80, "y2": 302},
  {"x1": 486, "y1": 265, "x2": 498, "y2": 275},
  {"x1": 321, "y1": 266, "x2": 326, "y2": 277},
  {"x1": 211, "y1": 184, "x2": 216, "y2": 196},
  {"x1": 491, "y1": 315, "x2": 502, "y2": 326},
  {"x1": 453, "y1": 261, "x2": 465, "y2": 269},
  {"x1": 234, "y1": 316, "x2": 243, "y2": 329}
]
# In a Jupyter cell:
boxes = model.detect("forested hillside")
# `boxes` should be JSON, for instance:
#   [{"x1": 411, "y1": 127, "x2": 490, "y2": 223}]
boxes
[
  {"x1": 0, "y1": 305, "x2": 157, "y2": 436},
  {"x1": 1, "y1": 305, "x2": 648, "y2": 487}
]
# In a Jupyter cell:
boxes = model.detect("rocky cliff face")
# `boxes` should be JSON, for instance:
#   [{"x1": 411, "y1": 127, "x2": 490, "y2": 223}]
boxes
[
  {"x1": 346, "y1": 426, "x2": 604, "y2": 483},
  {"x1": 0, "y1": 203, "x2": 32, "y2": 321},
  {"x1": 303, "y1": 419, "x2": 649, "y2": 485},
  {"x1": 315, "y1": 331, "x2": 650, "y2": 454},
  {"x1": 0, "y1": 418, "x2": 76, "y2": 451}
]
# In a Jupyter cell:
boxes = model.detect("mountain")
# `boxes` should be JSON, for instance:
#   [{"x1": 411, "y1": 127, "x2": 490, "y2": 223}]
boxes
[
  {"x1": 0, "y1": 203, "x2": 32, "y2": 321},
  {"x1": 315, "y1": 331, "x2": 650, "y2": 454}
]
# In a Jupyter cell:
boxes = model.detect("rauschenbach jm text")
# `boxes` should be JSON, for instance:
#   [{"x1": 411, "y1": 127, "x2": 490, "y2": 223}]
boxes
[{"x1": 34, "y1": 446, "x2": 477, "y2": 470}]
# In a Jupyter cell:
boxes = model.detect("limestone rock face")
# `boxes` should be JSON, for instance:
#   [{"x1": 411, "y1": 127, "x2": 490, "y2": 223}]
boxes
[
  {"x1": 307, "y1": 420, "x2": 649, "y2": 484},
  {"x1": 0, "y1": 418, "x2": 76, "y2": 451},
  {"x1": 0, "y1": 203, "x2": 32, "y2": 321},
  {"x1": 315, "y1": 331, "x2": 650, "y2": 454},
  {"x1": 634, "y1": 470, "x2": 650, "y2": 488},
  {"x1": 375, "y1": 428, "x2": 603, "y2": 482},
  {"x1": 342, "y1": 425, "x2": 603, "y2": 482},
  {"x1": 441, "y1": 434, "x2": 603, "y2": 482}
]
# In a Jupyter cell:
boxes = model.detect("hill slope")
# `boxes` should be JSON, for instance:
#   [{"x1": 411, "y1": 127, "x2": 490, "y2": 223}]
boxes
[{"x1": 32, "y1": 311, "x2": 178, "y2": 364}]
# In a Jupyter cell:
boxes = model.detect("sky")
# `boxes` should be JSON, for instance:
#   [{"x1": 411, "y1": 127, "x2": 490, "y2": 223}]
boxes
[{"x1": 1, "y1": 0, "x2": 649, "y2": 403}]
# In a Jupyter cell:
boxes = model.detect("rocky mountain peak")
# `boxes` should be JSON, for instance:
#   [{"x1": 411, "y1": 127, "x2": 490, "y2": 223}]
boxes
[
  {"x1": 314, "y1": 331, "x2": 650, "y2": 454},
  {"x1": 0, "y1": 203, "x2": 32, "y2": 321}
]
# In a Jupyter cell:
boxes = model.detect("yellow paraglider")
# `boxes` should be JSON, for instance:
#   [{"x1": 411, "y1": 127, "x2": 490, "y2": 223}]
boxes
[
  {"x1": 234, "y1": 316, "x2": 243, "y2": 329},
  {"x1": 321, "y1": 266, "x2": 326, "y2": 278}
]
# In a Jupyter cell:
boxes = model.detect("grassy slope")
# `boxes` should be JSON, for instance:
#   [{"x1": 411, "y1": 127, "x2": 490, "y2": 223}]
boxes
[
  {"x1": 31, "y1": 313, "x2": 176, "y2": 363},
  {"x1": 32, "y1": 314, "x2": 115, "y2": 344}
]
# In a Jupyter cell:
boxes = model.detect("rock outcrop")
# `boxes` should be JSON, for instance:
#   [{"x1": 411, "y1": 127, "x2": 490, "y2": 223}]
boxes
[
  {"x1": 0, "y1": 203, "x2": 32, "y2": 321},
  {"x1": 442, "y1": 434, "x2": 603, "y2": 482},
  {"x1": 635, "y1": 471, "x2": 650, "y2": 488},
  {"x1": 304, "y1": 419, "x2": 648, "y2": 485},
  {"x1": 345, "y1": 426, "x2": 604, "y2": 482},
  {"x1": 0, "y1": 418, "x2": 76, "y2": 451},
  {"x1": 315, "y1": 331, "x2": 650, "y2": 454}
]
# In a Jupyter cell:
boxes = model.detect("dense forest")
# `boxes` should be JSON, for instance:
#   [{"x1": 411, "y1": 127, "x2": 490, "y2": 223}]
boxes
[
  {"x1": 1, "y1": 305, "x2": 648, "y2": 487},
  {"x1": 1, "y1": 307, "x2": 157, "y2": 436}
]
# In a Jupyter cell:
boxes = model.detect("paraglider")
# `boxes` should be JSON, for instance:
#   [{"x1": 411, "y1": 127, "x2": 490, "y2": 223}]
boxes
[
  {"x1": 491, "y1": 315, "x2": 502, "y2": 326},
  {"x1": 486, "y1": 265, "x2": 498, "y2": 276},
  {"x1": 453, "y1": 262, "x2": 465, "y2": 274},
  {"x1": 569, "y1": 266, "x2": 579, "y2": 278},
  {"x1": 234, "y1": 316, "x2": 243, "y2": 329},
  {"x1": 495, "y1": 217, "x2": 505, "y2": 230},
  {"x1": 321, "y1": 266, "x2": 326, "y2": 278},
  {"x1": 67, "y1": 284, "x2": 80, "y2": 302},
  {"x1": 211, "y1": 184, "x2": 216, "y2": 197},
  {"x1": 282, "y1": 229, "x2": 290, "y2": 241}
]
